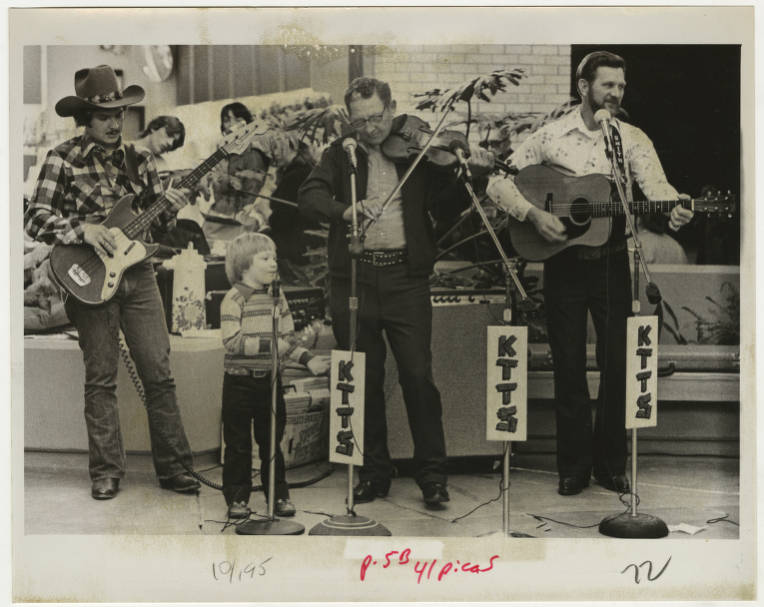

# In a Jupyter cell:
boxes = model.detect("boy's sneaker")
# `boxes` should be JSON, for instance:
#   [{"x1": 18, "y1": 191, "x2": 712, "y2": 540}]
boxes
[
  {"x1": 275, "y1": 498, "x2": 296, "y2": 517},
  {"x1": 228, "y1": 501, "x2": 251, "y2": 519}
]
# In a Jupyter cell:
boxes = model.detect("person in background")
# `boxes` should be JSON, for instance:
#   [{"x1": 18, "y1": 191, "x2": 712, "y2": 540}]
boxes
[
  {"x1": 24, "y1": 64, "x2": 200, "y2": 500},
  {"x1": 133, "y1": 115, "x2": 186, "y2": 168},
  {"x1": 219, "y1": 232, "x2": 330, "y2": 519},
  {"x1": 210, "y1": 102, "x2": 271, "y2": 229},
  {"x1": 633, "y1": 214, "x2": 689, "y2": 264},
  {"x1": 268, "y1": 136, "x2": 325, "y2": 273},
  {"x1": 487, "y1": 51, "x2": 693, "y2": 497}
]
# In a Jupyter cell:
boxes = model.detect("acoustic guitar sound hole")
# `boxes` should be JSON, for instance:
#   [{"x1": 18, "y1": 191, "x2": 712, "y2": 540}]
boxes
[{"x1": 568, "y1": 197, "x2": 592, "y2": 226}]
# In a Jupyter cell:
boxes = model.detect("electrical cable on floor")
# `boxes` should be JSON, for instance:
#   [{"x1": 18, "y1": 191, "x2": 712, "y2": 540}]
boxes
[
  {"x1": 450, "y1": 479, "x2": 508, "y2": 523},
  {"x1": 707, "y1": 513, "x2": 739, "y2": 526},
  {"x1": 527, "y1": 490, "x2": 636, "y2": 530}
]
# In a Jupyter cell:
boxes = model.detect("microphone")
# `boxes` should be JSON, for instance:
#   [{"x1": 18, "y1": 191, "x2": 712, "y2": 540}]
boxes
[
  {"x1": 594, "y1": 109, "x2": 613, "y2": 158},
  {"x1": 342, "y1": 137, "x2": 358, "y2": 170},
  {"x1": 449, "y1": 139, "x2": 472, "y2": 179},
  {"x1": 271, "y1": 278, "x2": 280, "y2": 318}
]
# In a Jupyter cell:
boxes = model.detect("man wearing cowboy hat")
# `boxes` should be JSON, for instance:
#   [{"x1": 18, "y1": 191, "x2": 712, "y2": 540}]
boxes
[{"x1": 25, "y1": 65, "x2": 201, "y2": 500}]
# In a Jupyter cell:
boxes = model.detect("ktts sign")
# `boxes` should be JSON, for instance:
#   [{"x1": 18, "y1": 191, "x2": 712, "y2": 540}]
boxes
[
  {"x1": 329, "y1": 350, "x2": 365, "y2": 465},
  {"x1": 486, "y1": 326, "x2": 527, "y2": 442},
  {"x1": 625, "y1": 316, "x2": 659, "y2": 430}
]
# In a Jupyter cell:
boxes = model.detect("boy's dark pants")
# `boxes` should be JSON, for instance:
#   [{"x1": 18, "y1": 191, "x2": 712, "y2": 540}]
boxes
[{"x1": 222, "y1": 372, "x2": 289, "y2": 506}]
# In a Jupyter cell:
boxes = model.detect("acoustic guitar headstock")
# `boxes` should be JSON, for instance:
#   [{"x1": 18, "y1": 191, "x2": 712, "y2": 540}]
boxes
[{"x1": 694, "y1": 186, "x2": 736, "y2": 218}]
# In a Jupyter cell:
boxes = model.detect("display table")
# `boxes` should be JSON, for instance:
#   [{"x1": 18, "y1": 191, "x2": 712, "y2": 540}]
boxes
[{"x1": 24, "y1": 333, "x2": 225, "y2": 454}]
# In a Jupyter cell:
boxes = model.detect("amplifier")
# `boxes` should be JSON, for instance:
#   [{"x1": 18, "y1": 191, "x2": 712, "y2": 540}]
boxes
[
  {"x1": 155, "y1": 260, "x2": 325, "y2": 331},
  {"x1": 430, "y1": 288, "x2": 506, "y2": 306}
]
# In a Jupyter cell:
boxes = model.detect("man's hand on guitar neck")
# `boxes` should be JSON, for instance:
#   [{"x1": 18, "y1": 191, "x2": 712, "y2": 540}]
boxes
[
  {"x1": 165, "y1": 182, "x2": 191, "y2": 212},
  {"x1": 668, "y1": 195, "x2": 694, "y2": 231},
  {"x1": 527, "y1": 206, "x2": 567, "y2": 243}
]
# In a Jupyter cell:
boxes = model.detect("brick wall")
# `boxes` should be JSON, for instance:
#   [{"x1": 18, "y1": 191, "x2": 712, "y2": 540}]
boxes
[{"x1": 367, "y1": 44, "x2": 573, "y2": 121}]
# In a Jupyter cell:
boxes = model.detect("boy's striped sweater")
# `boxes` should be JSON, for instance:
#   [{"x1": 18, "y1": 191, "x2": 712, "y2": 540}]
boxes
[{"x1": 220, "y1": 282, "x2": 313, "y2": 375}]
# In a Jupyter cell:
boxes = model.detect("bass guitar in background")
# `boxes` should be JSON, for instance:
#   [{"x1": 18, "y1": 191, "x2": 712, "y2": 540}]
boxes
[
  {"x1": 49, "y1": 122, "x2": 265, "y2": 305},
  {"x1": 506, "y1": 164, "x2": 736, "y2": 261}
]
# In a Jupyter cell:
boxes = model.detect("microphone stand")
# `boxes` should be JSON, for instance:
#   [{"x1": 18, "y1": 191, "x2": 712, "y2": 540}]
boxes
[
  {"x1": 453, "y1": 152, "x2": 534, "y2": 539},
  {"x1": 309, "y1": 147, "x2": 390, "y2": 536},
  {"x1": 453, "y1": 150, "x2": 532, "y2": 307},
  {"x1": 237, "y1": 281, "x2": 305, "y2": 535},
  {"x1": 596, "y1": 118, "x2": 668, "y2": 539}
]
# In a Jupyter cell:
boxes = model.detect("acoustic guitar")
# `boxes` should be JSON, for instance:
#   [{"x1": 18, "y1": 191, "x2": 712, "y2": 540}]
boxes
[
  {"x1": 49, "y1": 122, "x2": 265, "y2": 304},
  {"x1": 507, "y1": 164, "x2": 736, "y2": 261}
]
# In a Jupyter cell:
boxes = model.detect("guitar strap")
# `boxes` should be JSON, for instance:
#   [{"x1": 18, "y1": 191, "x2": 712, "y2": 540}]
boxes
[
  {"x1": 609, "y1": 124, "x2": 629, "y2": 190},
  {"x1": 123, "y1": 143, "x2": 142, "y2": 195}
]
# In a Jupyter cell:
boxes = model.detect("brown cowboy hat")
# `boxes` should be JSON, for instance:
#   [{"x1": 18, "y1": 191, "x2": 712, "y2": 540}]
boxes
[{"x1": 55, "y1": 64, "x2": 145, "y2": 117}]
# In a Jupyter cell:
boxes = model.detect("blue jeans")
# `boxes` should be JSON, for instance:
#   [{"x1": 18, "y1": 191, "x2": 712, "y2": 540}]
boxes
[
  {"x1": 543, "y1": 248, "x2": 631, "y2": 480},
  {"x1": 221, "y1": 373, "x2": 288, "y2": 506},
  {"x1": 64, "y1": 261, "x2": 194, "y2": 481},
  {"x1": 330, "y1": 263, "x2": 447, "y2": 489}
]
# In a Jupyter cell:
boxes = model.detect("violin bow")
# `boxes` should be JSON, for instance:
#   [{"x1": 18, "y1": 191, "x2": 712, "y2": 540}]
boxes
[{"x1": 360, "y1": 98, "x2": 457, "y2": 237}]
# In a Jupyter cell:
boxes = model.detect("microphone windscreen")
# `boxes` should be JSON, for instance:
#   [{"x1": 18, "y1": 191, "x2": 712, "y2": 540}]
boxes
[
  {"x1": 593, "y1": 109, "x2": 611, "y2": 125},
  {"x1": 448, "y1": 138, "x2": 469, "y2": 156},
  {"x1": 342, "y1": 138, "x2": 357, "y2": 153},
  {"x1": 646, "y1": 282, "x2": 661, "y2": 305}
]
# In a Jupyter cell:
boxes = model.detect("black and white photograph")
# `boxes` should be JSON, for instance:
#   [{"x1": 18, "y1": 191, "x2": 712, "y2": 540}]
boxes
[{"x1": 7, "y1": 4, "x2": 757, "y2": 604}]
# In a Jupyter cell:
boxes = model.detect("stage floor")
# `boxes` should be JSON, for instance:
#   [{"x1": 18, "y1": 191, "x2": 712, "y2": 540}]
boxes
[{"x1": 23, "y1": 452, "x2": 738, "y2": 538}]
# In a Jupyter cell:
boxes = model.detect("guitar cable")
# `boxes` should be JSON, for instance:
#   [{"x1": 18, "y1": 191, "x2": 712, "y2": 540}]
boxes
[
  {"x1": 116, "y1": 333, "x2": 222, "y2": 491},
  {"x1": 116, "y1": 333, "x2": 335, "y2": 494}
]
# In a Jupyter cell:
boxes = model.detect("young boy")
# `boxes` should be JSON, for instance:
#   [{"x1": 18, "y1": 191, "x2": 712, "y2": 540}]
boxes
[{"x1": 221, "y1": 233, "x2": 330, "y2": 519}]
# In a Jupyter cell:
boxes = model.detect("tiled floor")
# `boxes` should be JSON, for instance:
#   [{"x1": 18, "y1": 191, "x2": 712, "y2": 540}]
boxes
[{"x1": 23, "y1": 451, "x2": 739, "y2": 539}]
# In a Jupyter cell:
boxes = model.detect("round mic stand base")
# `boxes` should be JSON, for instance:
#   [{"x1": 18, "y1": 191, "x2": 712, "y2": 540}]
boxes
[
  {"x1": 309, "y1": 513, "x2": 391, "y2": 536},
  {"x1": 236, "y1": 518, "x2": 305, "y2": 536},
  {"x1": 598, "y1": 512, "x2": 668, "y2": 539}
]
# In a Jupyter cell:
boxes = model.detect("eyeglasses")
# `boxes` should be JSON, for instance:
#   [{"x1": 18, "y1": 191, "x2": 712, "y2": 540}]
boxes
[{"x1": 349, "y1": 110, "x2": 387, "y2": 131}]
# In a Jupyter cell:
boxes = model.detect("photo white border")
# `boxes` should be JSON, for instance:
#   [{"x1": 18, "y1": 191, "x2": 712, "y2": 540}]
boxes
[{"x1": 6, "y1": 3, "x2": 758, "y2": 605}]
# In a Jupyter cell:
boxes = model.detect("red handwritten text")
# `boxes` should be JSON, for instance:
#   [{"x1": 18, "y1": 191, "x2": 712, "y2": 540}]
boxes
[{"x1": 360, "y1": 549, "x2": 499, "y2": 583}]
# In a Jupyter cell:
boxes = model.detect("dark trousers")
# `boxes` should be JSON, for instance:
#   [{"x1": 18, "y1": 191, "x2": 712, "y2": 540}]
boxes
[
  {"x1": 64, "y1": 261, "x2": 194, "y2": 481},
  {"x1": 330, "y1": 263, "x2": 447, "y2": 489},
  {"x1": 222, "y1": 372, "x2": 288, "y2": 506},
  {"x1": 543, "y1": 248, "x2": 631, "y2": 480}
]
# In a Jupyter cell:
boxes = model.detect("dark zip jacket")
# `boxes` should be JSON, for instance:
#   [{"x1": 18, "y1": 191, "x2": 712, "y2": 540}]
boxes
[{"x1": 297, "y1": 114, "x2": 469, "y2": 280}]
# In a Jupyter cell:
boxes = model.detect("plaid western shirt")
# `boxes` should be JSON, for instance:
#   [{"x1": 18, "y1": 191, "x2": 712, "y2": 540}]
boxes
[{"x1": 24, "y1": 134, "x2": 170, "y2": 245}]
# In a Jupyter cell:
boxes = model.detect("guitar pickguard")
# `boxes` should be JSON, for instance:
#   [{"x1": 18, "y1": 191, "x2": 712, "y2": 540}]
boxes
[{"x1": 95, "y1": 228, "x2": 150, "y2": 301}]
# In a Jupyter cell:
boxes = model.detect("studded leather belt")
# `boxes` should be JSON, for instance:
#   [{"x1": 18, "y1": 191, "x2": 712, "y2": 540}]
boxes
[{"x1": 359, "y1": 248, "x2": 407, "y2": 267}]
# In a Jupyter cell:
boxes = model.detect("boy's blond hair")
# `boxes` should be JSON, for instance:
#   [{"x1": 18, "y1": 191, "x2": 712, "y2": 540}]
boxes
[{"x1": 224, "y1": 232, "x2": 276, "y2": 284}]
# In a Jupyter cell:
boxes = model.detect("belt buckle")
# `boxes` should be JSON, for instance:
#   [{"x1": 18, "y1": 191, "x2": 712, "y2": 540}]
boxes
[{"x1": 372, "y1": 250, "x2": 385, "y2": 266}]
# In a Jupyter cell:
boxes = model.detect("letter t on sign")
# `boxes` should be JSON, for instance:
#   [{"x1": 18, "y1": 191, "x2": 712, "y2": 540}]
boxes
[{"x1": 486, "y1": 326, "x2": 528, "y2": 442}]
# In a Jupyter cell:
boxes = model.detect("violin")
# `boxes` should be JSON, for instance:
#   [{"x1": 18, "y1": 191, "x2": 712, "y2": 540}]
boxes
[{"x1": 380, "y1": 115, "x2": 515, "y2": 175}]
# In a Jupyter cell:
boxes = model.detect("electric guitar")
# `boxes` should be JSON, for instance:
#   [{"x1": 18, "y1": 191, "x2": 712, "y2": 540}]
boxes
[
  {"x1": 507, "y1": 164, "x2": 736, "y2": 261},
  {"x1": 49, "y1": 122, "x2": 265, "y2": 304}
]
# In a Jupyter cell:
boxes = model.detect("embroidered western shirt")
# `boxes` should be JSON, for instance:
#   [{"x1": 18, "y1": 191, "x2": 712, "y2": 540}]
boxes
[{"x1": 487, "y1": 107, "x2": 678, "y2": 221}]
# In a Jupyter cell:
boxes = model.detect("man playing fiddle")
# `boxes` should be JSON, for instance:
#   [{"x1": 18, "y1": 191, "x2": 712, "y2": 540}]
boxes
[
  {"x1": 299, "y1": 77, "x2": 494, "y2": 508},
  {"x1": 487, "y1": 51, "x2": 693, "y2": 496}
]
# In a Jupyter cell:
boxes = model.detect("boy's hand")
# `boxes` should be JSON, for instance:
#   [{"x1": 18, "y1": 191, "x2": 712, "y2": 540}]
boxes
[{"x1": 306, "y1": 355, "x2": 331, "y2": 376}]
